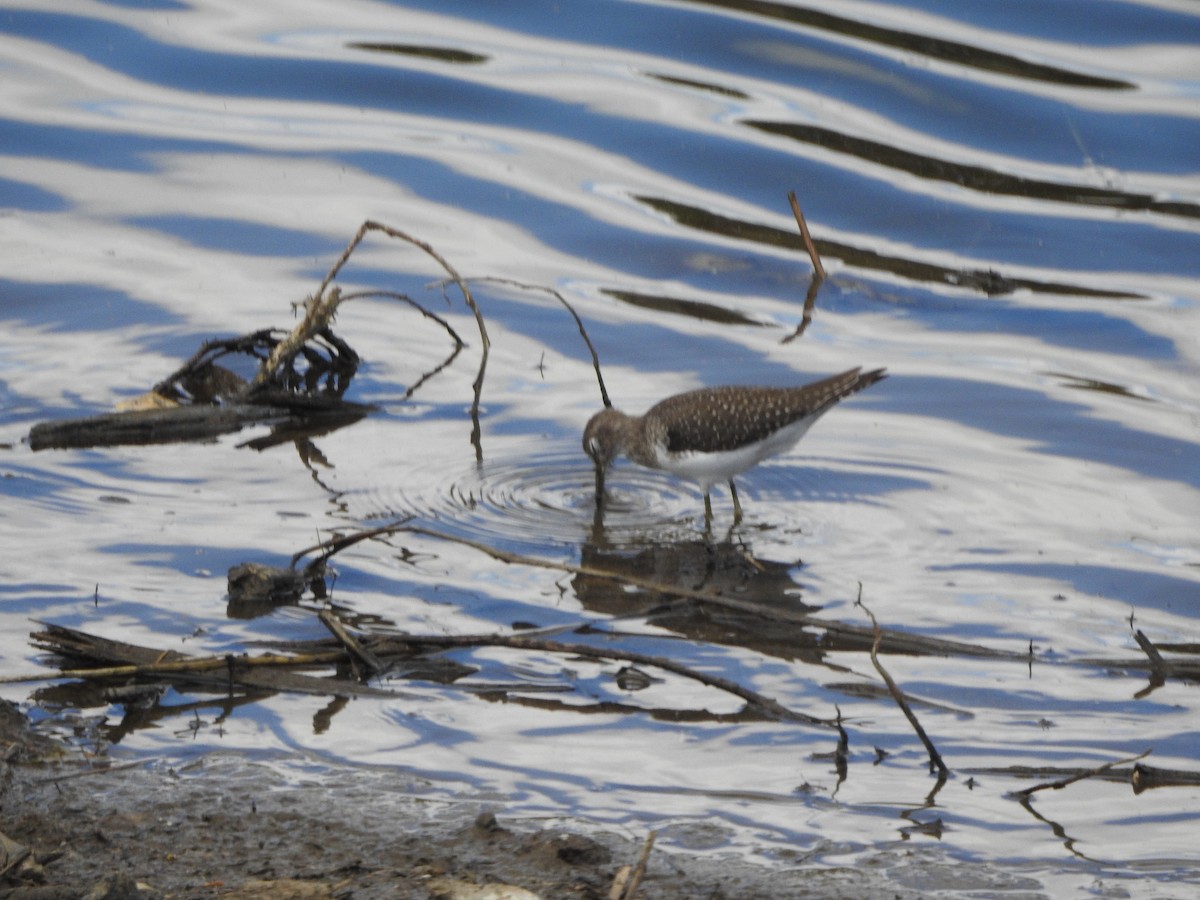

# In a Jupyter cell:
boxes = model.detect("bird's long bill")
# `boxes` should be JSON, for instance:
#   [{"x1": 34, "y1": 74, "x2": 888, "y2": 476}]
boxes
[{"x1": 592, "y1": 462, "x2": 607, "y2": 510}]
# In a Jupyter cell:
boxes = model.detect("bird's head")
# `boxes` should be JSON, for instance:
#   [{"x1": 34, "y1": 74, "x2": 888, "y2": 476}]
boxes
[{"x1": 582, "y1": 408, "x2": 628, "y2": 471}]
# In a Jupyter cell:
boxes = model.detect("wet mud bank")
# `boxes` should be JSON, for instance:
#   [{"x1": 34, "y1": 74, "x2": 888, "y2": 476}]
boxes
[{"x1": 1, "y1": 750, "x2": 1045, "y2": 900}]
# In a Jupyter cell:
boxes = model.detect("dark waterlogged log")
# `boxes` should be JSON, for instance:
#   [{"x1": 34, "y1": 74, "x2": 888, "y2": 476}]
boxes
[
  {"x1": 28, "y1": 404, "x2": 284, "y2": 450},
  {"x1": 28, "y1": 399, "x2": 372, "y2": 451}
]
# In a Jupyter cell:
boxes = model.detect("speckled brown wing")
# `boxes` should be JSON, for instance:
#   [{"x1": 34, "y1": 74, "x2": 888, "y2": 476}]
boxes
[{"x1": 652, "y1": 368, "x2": 885, "y2": 455}]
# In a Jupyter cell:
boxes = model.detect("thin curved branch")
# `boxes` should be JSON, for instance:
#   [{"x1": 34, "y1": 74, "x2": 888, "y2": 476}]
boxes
[
  {"x1": 298, "y1": 220, "x2": 490, "y2": 457},
  {"x1": 467, "y1": 276, "x2": 611, "y2": 409}
]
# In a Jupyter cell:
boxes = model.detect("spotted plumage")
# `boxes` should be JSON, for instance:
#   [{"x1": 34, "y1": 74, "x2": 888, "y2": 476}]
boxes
[{"x1": 583, "y1": 367, "x2": 886, "y2": 522}]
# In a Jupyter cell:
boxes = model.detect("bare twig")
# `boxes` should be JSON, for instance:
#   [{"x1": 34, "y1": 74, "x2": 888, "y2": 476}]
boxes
[
  {"x1": 787, "y1": 190, "x2": 825, "y2": 281},
  {"x1": 1132, "y1": 629, "x2": 1169, "y2": 699},
  {"x1": 154, "y1": 330, "x2": 279, "y2": 397},
  {"x1": 364, "y1": 221, "x2": 489, "y2": 457},
  {"x1": 1, "y1": 650, "x2": 344, "y2": 684},
  {"x1": 467, "y1": 277, "x2": 612, "y2": 409},
  {"x1": 311, "y1": 287, "x2": 468, "y2": 404},
  {"x1": 318, "y1": 609, "x2": 384, "y2": 677},
  {"x1": 336, "y1": 290, "x2": 465, "y2": 348},
  {"x1": 1011, "y1": 749, "x2": 1152, "y2": 799},
  {"x1": 286, "y1": 220, "x2": 490, "y2": 457},
  {"x1": 253, "y1": 289, "x2": 347, "y2": 389},
  {"x1": 24, "y1": 622, "x2": 828, "y2": 726},
  {"x1": 617, "y1": 831, "x2": 656, "y2": 900},
  {"x1": 856, "y1": 585, "x2": 948, "y2": 778},
  {"x1": 1133, "y1": 629, "x2": 1167, "y2": 669},
  {"x1": 290, "y1": 519, "x2": 414, "y2": 571}
]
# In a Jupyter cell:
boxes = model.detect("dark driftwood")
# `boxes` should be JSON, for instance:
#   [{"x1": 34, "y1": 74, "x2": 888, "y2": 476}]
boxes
[
  {"x1": 27, "y1": 219, "x2": 475, "y2": 454},
  {"x1": 22, "y1": 620, "x2": 830, "y2": 728},
  {"x1": 1074, "y1": 656, "x2": 1200, "y2": 678},
  {"x1": 25, "y1": 623, "x2": 395, "y2": 698},
  {"x1": 957, "y1": 753, "x2": 1200, "y2": 797},
  {"x1": 28, "y1": 404, "x2": 290, "y2": 450},
  {"x1": 1132, "y1": 762, "x2": 1200, "y2": 793},
  {"x1": 28, "y1": 399, "x2": 372, "y2": 451},
  {"x1": 1009, "y1": 750, "x2": 1151, "y2": 800}
]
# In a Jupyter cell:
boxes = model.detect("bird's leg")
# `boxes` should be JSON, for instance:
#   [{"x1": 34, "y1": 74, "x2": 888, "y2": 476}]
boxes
[
  {"x1": 703, "y1": 491, "x2": 714, "y2": 530},
  {"x1": 728, "y1": 480, "x2": 743, "y2": 525}
]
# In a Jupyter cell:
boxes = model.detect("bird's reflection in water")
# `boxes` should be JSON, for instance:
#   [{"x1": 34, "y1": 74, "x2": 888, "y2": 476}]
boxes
[{"x1": 577, "y1": 516, "x2": 830, "y2": 666}]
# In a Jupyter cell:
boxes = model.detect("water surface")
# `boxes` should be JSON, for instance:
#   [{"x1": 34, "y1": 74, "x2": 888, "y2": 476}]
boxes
[{"x1": 2, "y1": 0, "x2": 1199, "y2": 893}]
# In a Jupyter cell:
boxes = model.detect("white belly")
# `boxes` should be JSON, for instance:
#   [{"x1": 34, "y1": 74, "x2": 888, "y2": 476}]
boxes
[{"x1": 653, "y1": 416, "x2": 818, "y2": 491}]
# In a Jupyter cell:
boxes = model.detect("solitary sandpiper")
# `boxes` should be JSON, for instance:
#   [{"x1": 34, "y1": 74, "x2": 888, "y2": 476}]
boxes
[{"x1": 583, "y1": 367, "x2": 886, "y2": 523}]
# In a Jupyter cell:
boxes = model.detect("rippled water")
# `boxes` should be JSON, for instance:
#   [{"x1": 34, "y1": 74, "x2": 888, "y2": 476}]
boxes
[{"x1": 3, "y1": 0, "x2": 1199, "y2": 893}]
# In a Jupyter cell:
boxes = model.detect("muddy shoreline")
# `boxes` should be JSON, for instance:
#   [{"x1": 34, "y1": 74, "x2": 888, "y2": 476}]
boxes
[
  {"x1": 0, "y1": 751, "x2": 1056, "y2": 900},
  {"x1": 0, "y1": 702, "x2": 1052, "y2": 899}
]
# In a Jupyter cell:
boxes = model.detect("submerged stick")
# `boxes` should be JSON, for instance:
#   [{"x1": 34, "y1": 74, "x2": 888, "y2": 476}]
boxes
[
  {"x1": 780, "y1": 277, "x2": 821, "y2": 344},
  {"x1": 857, "y1": 586, "x2": 949, "y2": 778},
  {"x1": 375, "y1": 631, "x2": 829, "y2": 726}
]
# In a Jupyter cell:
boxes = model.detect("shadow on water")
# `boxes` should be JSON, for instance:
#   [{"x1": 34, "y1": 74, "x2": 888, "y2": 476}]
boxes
[{"x1": 635, "y1": 195, "x2": 1146, "y2": 299}]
